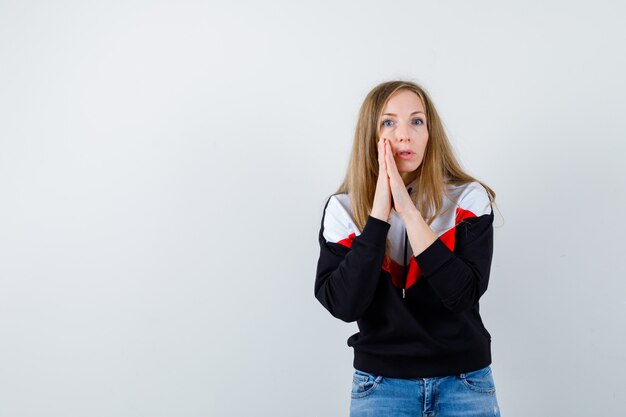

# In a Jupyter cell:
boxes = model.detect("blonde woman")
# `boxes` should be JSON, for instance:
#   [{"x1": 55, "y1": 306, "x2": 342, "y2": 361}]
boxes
[{"x1": 314, "y1": 80, "x2": 501, "y2": 416}]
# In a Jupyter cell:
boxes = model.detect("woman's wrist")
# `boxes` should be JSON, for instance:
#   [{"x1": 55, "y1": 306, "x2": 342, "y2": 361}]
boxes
[
  {"x1": 399, "y1": 205, "x2": 420, "y2": 223},
  {"x1": 370, "y1": 209, "x2": 389, "y2": 223}
]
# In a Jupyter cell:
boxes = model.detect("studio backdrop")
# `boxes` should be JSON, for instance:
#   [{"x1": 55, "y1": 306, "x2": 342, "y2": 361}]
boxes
[{"x1": 0, "y1": 1, "x2": 624, "y2": 416}]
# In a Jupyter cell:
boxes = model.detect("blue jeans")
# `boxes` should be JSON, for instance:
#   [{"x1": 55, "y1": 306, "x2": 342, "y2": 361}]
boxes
[{"x1": 350, "y1": 365, "x2": 501, "y2": 417}]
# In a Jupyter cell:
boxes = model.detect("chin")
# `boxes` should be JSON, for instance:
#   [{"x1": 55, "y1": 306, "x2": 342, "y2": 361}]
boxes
[{"x1": 398, "y1": 161, "x2": 422, "y2": 173}]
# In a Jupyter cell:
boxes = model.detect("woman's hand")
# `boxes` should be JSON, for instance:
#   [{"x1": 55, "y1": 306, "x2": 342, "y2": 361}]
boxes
[
  {"x1": 370, "y1": 138, "x2": 392, "y2": 222},
  {"x1": 384, "y1": 140, "x2": 418, "y2": 221}
]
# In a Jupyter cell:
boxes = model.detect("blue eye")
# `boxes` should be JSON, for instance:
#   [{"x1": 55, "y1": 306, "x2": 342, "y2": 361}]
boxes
[
  {"x1": 412, "y1": 118, "x2": 424, "y2": 125},
  {"x1": 382, "y1": 119, "x2": 394, "y2": 127}
]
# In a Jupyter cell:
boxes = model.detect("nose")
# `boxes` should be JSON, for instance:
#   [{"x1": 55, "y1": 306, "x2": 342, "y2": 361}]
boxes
[{"x1": 394, "y1": 124, "x2": 411, "y2": 142}]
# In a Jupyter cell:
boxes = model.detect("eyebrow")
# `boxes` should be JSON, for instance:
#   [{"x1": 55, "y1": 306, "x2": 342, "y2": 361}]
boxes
[{"x1": 382, "y1": 111, "x2": 425, "y2": 117}]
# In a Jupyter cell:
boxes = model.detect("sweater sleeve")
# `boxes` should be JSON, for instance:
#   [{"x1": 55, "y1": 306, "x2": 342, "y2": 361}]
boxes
[
  {"x1": 415, "y1": 185, "x2": 495, "y2": 313},
  {"x1": 314, "y1": 196, "x2": 390, "y2": 323}
]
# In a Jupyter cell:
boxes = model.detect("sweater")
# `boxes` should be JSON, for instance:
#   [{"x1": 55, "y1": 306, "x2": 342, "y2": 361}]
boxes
[{"x1": 314, "y1": 179, "x2": 495, "y2": 378}]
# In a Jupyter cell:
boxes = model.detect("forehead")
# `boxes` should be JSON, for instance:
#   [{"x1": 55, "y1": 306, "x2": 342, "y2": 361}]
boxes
[{"x1": 383, "y1": 89, "x2": 425, "y2": 113}]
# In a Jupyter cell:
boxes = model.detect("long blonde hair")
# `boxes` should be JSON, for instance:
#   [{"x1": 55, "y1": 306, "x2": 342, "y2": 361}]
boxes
[{"x1": 337, "y1": 80, "x2": 496, "y2": 231}]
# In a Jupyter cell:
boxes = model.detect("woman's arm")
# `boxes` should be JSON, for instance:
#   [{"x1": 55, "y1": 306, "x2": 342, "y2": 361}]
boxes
[
  {"x1": 398, "y1": 186, "x2": 494, "y2": 313},
  {"x1": 412, "y1": 208, "x2": 494, "y2": 313},
  {"x1": 401, "y1": 207, "x2": 438, "y2": 257},
  {"x1": 314, "y1": 198, "x2": 389, "y2": 323},
  {"x1": 383, "y1": 142, "x2": 495, "y2": 313},
  {"x1": 315, "y1": 138, "x2": 396, "y2": 322}
]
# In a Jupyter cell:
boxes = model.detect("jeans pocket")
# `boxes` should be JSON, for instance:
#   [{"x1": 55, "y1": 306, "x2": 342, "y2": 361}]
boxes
[
  {"x1": 458, "y1": 365, "x2": 496, "y2": 394},
  {"x1": 351, "y1": 369, "x2": 384, "y2": 399}
]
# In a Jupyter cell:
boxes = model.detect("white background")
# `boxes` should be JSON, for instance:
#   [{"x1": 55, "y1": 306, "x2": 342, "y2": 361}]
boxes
[{"x1": 1, "y1": 1, "x2": 625, "y2": 416}]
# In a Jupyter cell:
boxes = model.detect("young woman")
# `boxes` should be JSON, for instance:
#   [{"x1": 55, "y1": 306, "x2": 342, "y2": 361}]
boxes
[{"x1": 314, "y1": 80, "x2": 501, "y2": 416}]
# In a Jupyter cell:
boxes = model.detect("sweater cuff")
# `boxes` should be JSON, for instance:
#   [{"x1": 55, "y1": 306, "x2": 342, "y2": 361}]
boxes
[
  {"x1": 414, "y1": 237, "x2": 455, "y2": 277},
  {"x1": 358, "y1": 215, "x2": 390, "y2": 248}
]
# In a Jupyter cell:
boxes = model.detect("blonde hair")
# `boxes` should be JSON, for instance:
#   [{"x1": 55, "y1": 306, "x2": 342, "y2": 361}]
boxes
[{"x1": 337, "y1": 80, "x2": 496, "y2": 231}]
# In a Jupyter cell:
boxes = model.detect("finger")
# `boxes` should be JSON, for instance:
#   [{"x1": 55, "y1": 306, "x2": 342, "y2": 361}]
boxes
[
  {"x1": 385, "y1": 141, "x2": 400, "y2": 178},
  {"x1": 378, "y1": 138, "x2": 387, "y2": 171},
  {"x1": 385, "y1": 145, "x2": 407, "y2": 194}
]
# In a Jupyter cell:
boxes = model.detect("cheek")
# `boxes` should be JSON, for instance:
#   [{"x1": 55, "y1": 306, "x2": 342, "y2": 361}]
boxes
[{"x1": 419, "y1": 136, "x2": 429, "y2": 153}]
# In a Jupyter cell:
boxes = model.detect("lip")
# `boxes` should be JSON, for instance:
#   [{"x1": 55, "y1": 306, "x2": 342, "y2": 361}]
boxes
[{"x1": 396, "y1": 150, "x2": 415, "y2": 160}]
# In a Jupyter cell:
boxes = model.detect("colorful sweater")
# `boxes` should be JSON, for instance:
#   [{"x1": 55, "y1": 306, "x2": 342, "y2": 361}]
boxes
[{"x1": 314, "y1": 179, "x2": 495, "y2": 378}]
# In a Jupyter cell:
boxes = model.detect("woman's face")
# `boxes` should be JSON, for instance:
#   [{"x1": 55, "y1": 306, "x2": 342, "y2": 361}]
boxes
[{"x1": 379, "y1": 89, "x2": 429, "y2": 185}]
